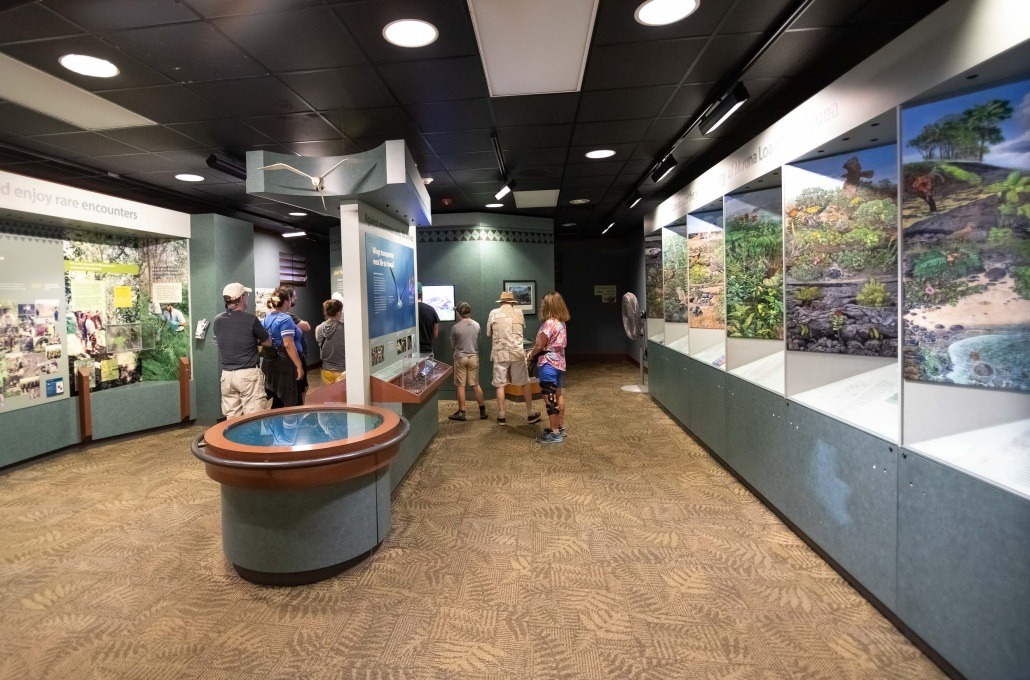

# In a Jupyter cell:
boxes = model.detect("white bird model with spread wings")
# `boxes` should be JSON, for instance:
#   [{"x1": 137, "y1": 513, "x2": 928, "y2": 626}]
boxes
[{"x1": 258, "y1": 157, "x2": 354, "y2": 210}]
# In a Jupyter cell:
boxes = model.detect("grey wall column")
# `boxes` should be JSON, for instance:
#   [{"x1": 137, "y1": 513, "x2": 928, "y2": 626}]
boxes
[{"x1": 189, "y1": 214, "x2": 256, "y2": 423}]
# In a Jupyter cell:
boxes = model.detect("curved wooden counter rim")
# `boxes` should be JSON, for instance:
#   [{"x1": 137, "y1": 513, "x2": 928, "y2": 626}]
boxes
[{"x1": 195, "y1": 404, "x2": 406, "y2": 469}]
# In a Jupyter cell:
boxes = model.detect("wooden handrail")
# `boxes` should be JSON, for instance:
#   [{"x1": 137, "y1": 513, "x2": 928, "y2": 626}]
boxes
[
  {"x1": 178, "y1": 357, "x2": 191, "y2": 421},
  {"x1": 76, "y1": 367, "x2": 91, "y2": 442}
]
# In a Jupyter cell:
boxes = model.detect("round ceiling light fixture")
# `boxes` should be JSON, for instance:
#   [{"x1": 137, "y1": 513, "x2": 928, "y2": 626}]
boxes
[
  {"x1": 634, "y1": 0, "x2": 700, "y2": 26},
  {"x1": 383, "y1": 19, "x2": 439, "y2": 48},
  {"x1": 485, "y1": 203, "x2": 503, "y2": 208},
  {"x1": 174, "y1": 173, "x2": 204, "y2": 182},
  {"x1": 288, "y1": 211, "x2": 307, "y2": 217},
  {"x1": 585, "y1": 149, "x2": 615, "y2": 159},
  {"x1": 59, "y1": 54, "x2": 119, "y2": 78},
  {"x1": 569, "y1": 198, "x2": 590, "y2": 205}
]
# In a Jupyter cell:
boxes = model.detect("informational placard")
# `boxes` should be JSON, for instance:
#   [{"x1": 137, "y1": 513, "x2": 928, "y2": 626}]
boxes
[
  {"x1": 151, "y1": 281, "x2": 183, "y2": 305},
  {"x1": 113, "y1": 286, "x2": 133, "y2": 309},
  {"x1": 594, "y1": 285, "x2": 616, "y2": 303},
  {"x1": 0, "y1": 232, "x2": 67, "y2": 414},
  {"x1": 70, "y1": 279, "x2": 105, "y2": 311},
  {"x1": 365, "y1": 231, "x2": 416, "y2": 340}
]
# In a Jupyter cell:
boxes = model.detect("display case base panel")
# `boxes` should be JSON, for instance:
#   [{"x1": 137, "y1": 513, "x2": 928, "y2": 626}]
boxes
[
  {"x1": 789, "y1": 363, "x2": 899, "y2": 443},
  {"x1": 221, "y1": 470, "x2": 390, "y2": 583},
  {"x1": 729, "y1": 350, "x2": 785, "y2": 395},
  {"x1": 906, "y1": 419, "x2": 1030, "y2": 501}
]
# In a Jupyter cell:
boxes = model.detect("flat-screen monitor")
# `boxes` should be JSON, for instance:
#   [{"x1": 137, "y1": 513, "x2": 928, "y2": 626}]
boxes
[{"x1": 422, "y1": 285, "x2": 455, "y2": 322}]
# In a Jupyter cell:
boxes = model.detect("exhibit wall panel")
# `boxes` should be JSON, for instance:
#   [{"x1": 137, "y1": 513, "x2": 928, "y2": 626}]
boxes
[
  {"x1": 554, "y1": 236, "x2": 631, "y2": 356},
  {"x1": 253, "y1": 231, "x2": 330, "y2": 366},
  {"x1": 626, "y1": 234, "x2": 645, "y2": 361},
  {"x1": 897, "y1": 449, "x2": 1030, "y2": 680},
  {"x1": 90, "y1": 381, "x2": 184, "y2": 440},
  {"x1": 382, "y1": 395, "x2": 441, "y2": 492},
  {"x1": 784, "y1": 402, "x2": 898, "y2": 610},
  {"x1": 189, "y1": 214, "x2": 255, "y2": 423},
  {"x1": 724, "y1": 376, "x2": 789, "y2": 510},
  {"x1": 0, "y1": 396, "x2": 78, "y2": 468},
  {"x1": 417, "y1": 213, "x2": 554, "y2": 398}
]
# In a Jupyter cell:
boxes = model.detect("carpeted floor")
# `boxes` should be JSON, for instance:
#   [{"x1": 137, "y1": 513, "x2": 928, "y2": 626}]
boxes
[{"x1": 0, "y1": 360, "x2": 944, "y2": 679}]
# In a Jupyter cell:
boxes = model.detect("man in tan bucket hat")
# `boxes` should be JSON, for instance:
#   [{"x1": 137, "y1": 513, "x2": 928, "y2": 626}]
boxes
[{"x1": 486, "y1": 290, "x2": 540, "y2": 425}]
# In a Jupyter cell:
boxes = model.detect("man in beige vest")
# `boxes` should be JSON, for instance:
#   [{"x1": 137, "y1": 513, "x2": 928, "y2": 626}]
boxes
[{"x1": 486, "y1": 291, "x2": 541, "y2": 425}]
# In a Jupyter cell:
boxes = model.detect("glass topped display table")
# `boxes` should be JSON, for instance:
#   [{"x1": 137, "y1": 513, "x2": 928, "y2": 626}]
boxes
[{"x1": 192, "y1": 405, "x2": 409, "y2": 585}]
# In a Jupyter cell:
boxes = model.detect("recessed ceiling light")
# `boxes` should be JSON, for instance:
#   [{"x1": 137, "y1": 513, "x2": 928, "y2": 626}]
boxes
[
  {"x1": 383, "y1": 19, "x2": 439, "y2": 48},
  {"x1": 569, "y1": 198, "x2": 590, "y2": 205},
  {"x1": 422, "y1": 177, "x2": 434, "y2": 184},
  {"x1": 634, "y1": 0, "x2": 700, "y2": 26},
  {"x1": 585, "y1": 149, "x2": 615, "y2": 159},
  {"x1": 283, "y1": 231, "x2": 306, "y2": 239},
  {"x1": 174, "y1": 173, "x2": 204, "y2": 182},
  {"x1": 289, "y1": 211, "x2": 307, "y2": 217},
  {"x1": 486, "y1": 203, "x2": 503, "y2": 208},
  {"x1": 59, "y1": 54, "x2": 119, "y2": 78}
]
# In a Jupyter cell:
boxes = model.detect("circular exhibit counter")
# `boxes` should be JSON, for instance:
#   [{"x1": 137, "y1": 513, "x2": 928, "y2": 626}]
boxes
[{"x1": 191, "y1": 405, "x2": 409, "y2": 585}]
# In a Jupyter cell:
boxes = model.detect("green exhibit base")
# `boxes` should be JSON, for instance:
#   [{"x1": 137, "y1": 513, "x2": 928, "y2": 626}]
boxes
[
  {"x1": 380, "y1": 392, "x2": 441, "y2": 492},
  {"x1": 647, "y1": 341, "x2": 1029, "y2": 680}
]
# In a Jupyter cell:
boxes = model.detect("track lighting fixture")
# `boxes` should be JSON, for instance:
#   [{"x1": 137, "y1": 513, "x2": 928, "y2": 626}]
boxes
[
  {"x1": 699, "y1": 82, "x2": 750, "y2": 135},
  {"x1": 627, "y1": 190, "x2": 643, "y2": 208},
  {"x1": 494, "y1": 179, "x2": 516, "y2": 200},
  {"x1": 206, "y1": 153, "x2": 247, "y2": 181},
  {"x1": 650, "y1": 156, "x2": 677, "y2": 183}
]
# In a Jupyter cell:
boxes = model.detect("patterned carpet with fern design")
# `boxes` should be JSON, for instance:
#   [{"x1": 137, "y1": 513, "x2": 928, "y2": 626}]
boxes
[{"x1": 0, "y1": 359, "x2": 944, "y2": 679}]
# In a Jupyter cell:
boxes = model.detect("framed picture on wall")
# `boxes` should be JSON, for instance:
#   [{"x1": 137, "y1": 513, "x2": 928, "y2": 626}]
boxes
[{"x1": 503, "y1": 280, "x2": 536, "y2": 315}]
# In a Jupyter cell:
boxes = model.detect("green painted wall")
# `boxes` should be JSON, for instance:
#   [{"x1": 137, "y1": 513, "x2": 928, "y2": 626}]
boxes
[
  {"x1": 417, "y1": 213, "x2": 554, "y2": 399},
  {"x1": 189, "y1": 214, "x2": 255, "y2": 423}
]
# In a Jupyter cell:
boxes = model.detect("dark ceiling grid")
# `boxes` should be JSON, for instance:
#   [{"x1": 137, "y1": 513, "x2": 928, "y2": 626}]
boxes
[{"x1": 0, "y1": 0, "x2": 951, "y2": 236}]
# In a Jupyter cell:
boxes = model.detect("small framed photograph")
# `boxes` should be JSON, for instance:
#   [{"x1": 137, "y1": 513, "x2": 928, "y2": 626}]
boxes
[{"x1": 503, "y1": 280, "x2": 537, "y2": 315}]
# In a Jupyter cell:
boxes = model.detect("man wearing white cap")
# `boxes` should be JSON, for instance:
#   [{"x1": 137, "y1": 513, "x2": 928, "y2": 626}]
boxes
[{"x1": 212, "y1": 283, "x2": 271, "y2": 419}]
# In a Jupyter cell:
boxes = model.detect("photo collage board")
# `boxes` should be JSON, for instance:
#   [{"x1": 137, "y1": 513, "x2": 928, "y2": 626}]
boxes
[{"x1": 0, "y1": 223, "x2": 192, "y2": 415}]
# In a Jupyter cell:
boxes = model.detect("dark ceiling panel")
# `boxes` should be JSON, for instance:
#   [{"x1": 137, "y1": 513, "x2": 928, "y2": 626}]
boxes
[
  {"x1": 167, "y1": 120, "x2": 275, "y2": 148},
  {"x1": 0, "y1": 103, "x2": 80, "y2": 137},
  {"x1": 570, "y1": 120, "x2": 652, "y2": 146},
  {"x1": 848, "y1": 0, "x2": 948, "y2": 24},
  {"x1": 562, "y1": 175, "x2": 614, "y2": 190},
  {"x1": 791, "y1": 0, "x2": 866, "y2": 29},
  {"x1": 662, "y1": 82, "x2": 718, "y2": 118},
  {"x1": 492, "y1": 93, "x2": 580, "y2": 127},
  {"x1": 327, "y1": 107, "x2": 413, "y2": 140},
  {"x1": 564, "y1": 160, "x2": 624, "y2": 177},
  {"x1": 576, "y1": 86, "x2": 677, "y2": 122},
  {"x1": 509, "y1": 165, "x2": 564, "y2": 181},
  {"x1": 243, "y1": 113, "x2": 341, "y2": 143},
  {"x1": 97, "y1": 85, "x2": 223, "y2": 124},
  {"x1": 404, "y1": 99, "x2": 492, "y2": 133},
  {"x1": 43, "y1": 0, "x2": 198, "y2": 30},
  {"x1": 30, "y1": 131, "x2": 144, "y2": 157},
  {"x1": 719, "y1": 0, "x2": 798, "y2": 34},
  {"x1": 582, "y1": 38, "x2": 706, "y2": 90},
  {"x1": 685, "y1": 32, "x2": 764, "y2": 83},
  {"x1": 421, "y1": 128, "x2": 493, "y2": 155},
  {"x1": 89, "y1": 153, "x2": 186, "y2": 173},
  {"x1": 0, "y1": 4, "x2": 83, "y2": 42},
  {"x1": 100, "y1": 125, "x2": 208, "y2": 152},
  {"x1": 642, "y1": 117, "x2": 690, "y2": 142},
  {"x1": 497, "y1": 125, "x2": 573, "y2": 150},
  {"x1": 505, "y1": 147, "x2": 567, "y2": 168},
  {"x1": 102, "y1": 22, "x2": 266, "y2": 82},
  {"x1": 378, "y1": 56, "x2": 488, "y2": 105},
  {"x1": 592, "y1": 0, "x2": 731, "y2": 45},
  {"x1": 285, "y1": 138, "x2": 363, "y2": 157},
  {"x1": 332, "y1": 0, "x2": 479, "y2": 63},
  {"x1": 745, "y1": 27, "x2": 843, "y2": 79},
  {"x1": 185, "y1": 0, "x2": 324, "y2": 19},
  {"x1": 213, "y1": 8, "x2": 367, "y2": 72},
  {"x1": 278, "y1": 67, "x2": 396, "y2": 110},
  {"x1": 187, "y1": 77, "x2": 312, "y2": 118},
  {"x1": 0, "y1": 35, "x2": 172, "y2": 90},
  {"x1": 438, "y1": 151, "x2": 496, "y2": 172}
]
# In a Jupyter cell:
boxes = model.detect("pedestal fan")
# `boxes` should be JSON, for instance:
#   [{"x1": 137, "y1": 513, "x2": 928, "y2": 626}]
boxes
[{"x1": 620, "y1": 292, "x2": 648, "y2": 393}]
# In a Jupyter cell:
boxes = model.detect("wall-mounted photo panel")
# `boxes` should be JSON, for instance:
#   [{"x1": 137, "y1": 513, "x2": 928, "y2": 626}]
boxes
[
  {"x1": 725, "y1": 176, "x2": 785, "y2": 393},
  {"x1": 900, "y1": 59, "x2": 1030, "y2": 499},
  {"x1": 687, "y1": 207, "x2": 726, "y2": 369},
  {"x1": 644, "y1": 232, "x2": 664, "y2": 344},
  {"x1": 783, "y1": 114, "x2": 902, "y2": 442},
  {"x1": 661, "y1": 217, "x2": 689, "y2": 354}
]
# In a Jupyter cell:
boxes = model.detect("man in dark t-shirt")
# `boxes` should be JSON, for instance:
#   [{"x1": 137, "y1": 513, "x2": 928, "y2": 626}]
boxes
[
  {"x1": 212, "y1": 283, "x2": 271, "y2": 419},
  {"x1": 417, "y1": 284, "x2": 439, "y2": 355}
]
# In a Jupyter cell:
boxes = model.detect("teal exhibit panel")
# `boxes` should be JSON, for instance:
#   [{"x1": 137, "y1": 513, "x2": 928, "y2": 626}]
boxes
[{"x1": 642, "y1": 7, "x2": 1030, "y2": 677}]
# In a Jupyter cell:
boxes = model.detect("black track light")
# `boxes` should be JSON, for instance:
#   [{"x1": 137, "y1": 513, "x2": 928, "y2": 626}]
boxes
[
  {"x1": 650, "y1": 156, "x2": 677, "y2": 183},
  {"x1": 627, "y1": 190, "x2": 643, "y2": 208},
  {"x1": 206, "y1": 152, "x2": 247, "y2": 180},
  {"x1": 699, "y1": 82, "x2": 750, "y2": 136},
  {"x1": 495, "y1": 179, "x2": 517, "y2": 200}
]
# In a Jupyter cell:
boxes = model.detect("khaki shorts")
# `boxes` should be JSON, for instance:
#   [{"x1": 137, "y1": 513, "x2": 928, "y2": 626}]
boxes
[
  {"x1": 454, "y1": 355, "x2": 479, "y2": 386},
  {"x1": 220, "y1": 367, "x2": 265, "y2": 419},
  {"x1": 321, "y1": 369, "x2": 345, "y2": 386},
  {"x1": 492, "y1": 359, "x2": 529, "y2": 387}
]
